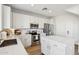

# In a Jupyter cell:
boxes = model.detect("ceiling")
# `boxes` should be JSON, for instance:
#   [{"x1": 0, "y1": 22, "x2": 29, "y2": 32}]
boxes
[{"x1": 9, "y1": 4, "x2": 78, "y2": 17}]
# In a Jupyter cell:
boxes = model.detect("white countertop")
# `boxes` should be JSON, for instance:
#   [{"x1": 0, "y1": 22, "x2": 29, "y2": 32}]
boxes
[
  {"x1": 0, "y1": 36, "x2": 28, "y2": 55},
  {"x1": 41, "y1": 35, "x2": 79, "y2": 55},
  {"x1": 48, "y1": 35, "x2": 75, "y2": 44},
  {"x1": 42, "y1": 35, "x2": 76, "y2": 45}
]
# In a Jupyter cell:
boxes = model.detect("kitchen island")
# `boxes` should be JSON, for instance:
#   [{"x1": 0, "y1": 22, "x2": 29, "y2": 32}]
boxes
[
  {"x1": 41, "y1": 35, "x2": 76, "y2": 55},
  {"x1": 0, "y1": 36, "x2": 28, "y2": 55}
]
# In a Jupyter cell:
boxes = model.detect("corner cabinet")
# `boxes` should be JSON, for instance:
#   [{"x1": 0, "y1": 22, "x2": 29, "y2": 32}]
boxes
[{"x1": 0, "y1": 4, "x2": 11, "y2": 29}]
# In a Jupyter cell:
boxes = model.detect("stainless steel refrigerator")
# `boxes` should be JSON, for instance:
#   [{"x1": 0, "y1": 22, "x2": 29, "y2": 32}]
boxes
[{"x1": 43, "y1": 23, "x2": 54, "y2": 35}]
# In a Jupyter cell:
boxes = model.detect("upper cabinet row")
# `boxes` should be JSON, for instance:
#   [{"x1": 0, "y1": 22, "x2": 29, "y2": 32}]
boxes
[
  {"x1": 0, "y1": 4, "x2": 11, "y2": 30},
  {"x1": 12, "y1": 12, "x2": 49, "y2": 29}
]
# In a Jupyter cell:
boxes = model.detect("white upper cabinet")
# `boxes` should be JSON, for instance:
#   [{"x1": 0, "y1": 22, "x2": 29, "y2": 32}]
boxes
[
  {"x1": 0, "y1": 4, "x2": 2, "y2": 30},
  {"x1": 2, "y1": 5, "x2": 11, "y2": 29},
  {"x1": 12, "y1": 12, "x2": 49, "y2": 29}
]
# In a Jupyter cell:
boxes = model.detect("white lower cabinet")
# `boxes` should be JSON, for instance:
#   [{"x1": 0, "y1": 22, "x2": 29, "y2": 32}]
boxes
[
  {"x1": 41, "y1": 39, "x2": 46, "y2": 54},
  {"x1": 41, "y1": 39, "x2": 51, "y2": 55},
  {"x1": 18, "y1": 34, "x2": 31, "y2": 48},
  {"x1": 50, "y1": 40, "x2": 66, "y2": 55},
  {"x1": 41, "y1": 38, "x2": 66, "y2": 55}
]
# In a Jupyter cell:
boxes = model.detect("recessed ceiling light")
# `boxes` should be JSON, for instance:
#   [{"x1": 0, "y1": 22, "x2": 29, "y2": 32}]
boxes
[{"x1": 31, "y1": 4, "x2": 34, "y2": 7}]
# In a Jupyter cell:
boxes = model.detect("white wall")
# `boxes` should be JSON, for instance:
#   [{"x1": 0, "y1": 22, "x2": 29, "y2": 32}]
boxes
[
  {"x1": 12, "y1": 12, "x2": 49, "y2": 29},
  {"x1": 48, "y1": 18, "x2": 55, "y2": 24},
  {"x1": 55, "y1": 13, "x2": 79, "y2": 39}
]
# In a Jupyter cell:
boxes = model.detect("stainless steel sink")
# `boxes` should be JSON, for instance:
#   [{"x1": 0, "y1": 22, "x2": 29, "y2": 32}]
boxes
[{"x1": 0, "y1": 39, "x2": 17, "y2": 47}]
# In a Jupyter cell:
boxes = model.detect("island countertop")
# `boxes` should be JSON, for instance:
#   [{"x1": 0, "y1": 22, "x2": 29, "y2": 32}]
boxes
[
  {"x1": 0, "y1": 36, "x2": 28, "y2": 55},
  {"x1": 41, "y1": 35, "x2": 77, "y2": 55}
]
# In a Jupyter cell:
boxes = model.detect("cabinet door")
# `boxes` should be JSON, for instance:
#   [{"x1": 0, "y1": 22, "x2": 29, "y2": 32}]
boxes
[
  {"x1": 2, "y1": 5, "x2": 11, "y2": 28},
  {"x1": 25, "y1": 34, "x2": 31, "y2": 47},
  {"x1": 19, "y1": 34, "x2": 32, "y2": 48},
  {"x1": 45, "y1": 41, "x2": 51, "y2": 55},
  {"x1": 50, "y1": 41, "x2": 66, "y2": 55},
  {"x1": 19, "y1": 36, "x2": 26, "y2": 47},
  {"x1": 41, "y1": 39, "x2": 47, "y2": 54},
  {"x1": 41, "y1": 38, "x2": 51, "y2": 55}
]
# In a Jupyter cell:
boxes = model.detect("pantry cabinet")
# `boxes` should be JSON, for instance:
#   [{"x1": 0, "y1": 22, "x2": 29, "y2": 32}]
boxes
[
  {"x1": 0, "y1": 5, "x2": 2, "y2": 30},
  {"x1": 0, "y1": 4, "x2": 11, "y2": 29},
  {"x1": 2, "y1": 5, "x2": 11, "y2": 29}
]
